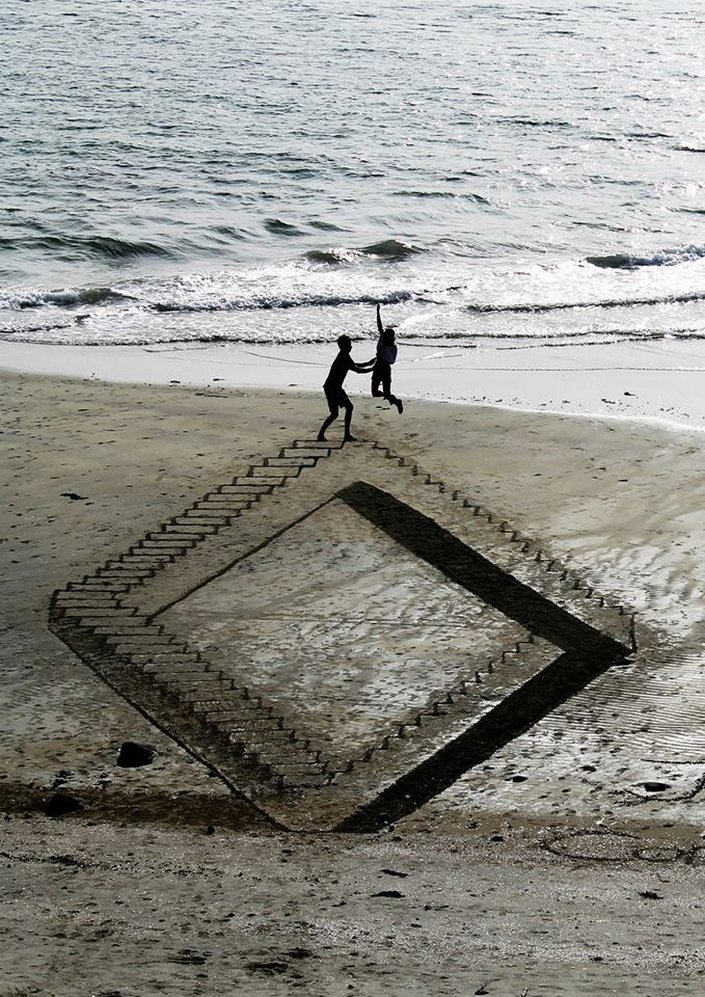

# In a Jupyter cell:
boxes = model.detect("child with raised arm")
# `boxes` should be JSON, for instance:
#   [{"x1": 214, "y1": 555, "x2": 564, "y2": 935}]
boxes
[
  {"x1": 371, "y1": 303, "x2": 403, "y2": 414},
  {"x1": 317, "y1": 335, "x2": 375, "y2": 443}
]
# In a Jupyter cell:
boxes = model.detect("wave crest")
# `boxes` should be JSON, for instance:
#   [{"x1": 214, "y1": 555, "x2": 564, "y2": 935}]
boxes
[
  {"x1": 150, "y1": 289, "x2": 413, "y2": 313},
  {"x1": 467, "y1": 289, "x2": 705, "y2": 314},
  {"x1": 0, "y1": 233, "x2": 173, "y2": 261},
  {"x1": 587, "y1": 244, "x2": 705, "y2": 269},
  {"x1": 305, "y1": 238, "x2": 424, "y2": 266},
  {"x1": 2, "y1": 286, "x2": 130, "y2": 309},
  {"x1": 360, "y1": 238, "x2": 423, "y2": 260}
]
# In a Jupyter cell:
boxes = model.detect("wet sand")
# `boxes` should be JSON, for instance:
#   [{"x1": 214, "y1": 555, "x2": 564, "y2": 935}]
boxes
[{"x1": 2, "y1": 369, "x2": 705, "y2": 995}]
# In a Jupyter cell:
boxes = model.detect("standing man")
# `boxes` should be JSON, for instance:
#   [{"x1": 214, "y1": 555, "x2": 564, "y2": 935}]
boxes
[{"x1": 317, "y1": 335, "x2": 375, "y2": 443}]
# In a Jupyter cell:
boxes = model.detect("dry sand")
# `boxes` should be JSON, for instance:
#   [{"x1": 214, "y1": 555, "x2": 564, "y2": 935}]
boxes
[{"x1": 2, "y1": 369, "x2": 705, "y2": 995}]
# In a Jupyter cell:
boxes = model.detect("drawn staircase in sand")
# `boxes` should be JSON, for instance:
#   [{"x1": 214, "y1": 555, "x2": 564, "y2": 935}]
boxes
[{"x1": 50, "y1": 439, "x2": 635, "y2": 830}]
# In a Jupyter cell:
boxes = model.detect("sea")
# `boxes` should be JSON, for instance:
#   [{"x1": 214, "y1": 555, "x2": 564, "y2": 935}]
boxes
[{"x1": 2, "y1": 0, "x2": 705, "y2": 359}]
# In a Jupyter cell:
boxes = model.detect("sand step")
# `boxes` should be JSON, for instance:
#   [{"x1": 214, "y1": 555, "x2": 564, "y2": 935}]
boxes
[
  {"x1": 56, "y1": 588, "x2": 118, "y2": 601},
  {"x1": 198, "y1": 493, "x2": 250, "y2": 504},
  {"x1": 54, "y1": 596, "x2": 121, "y2": 612},
  {"x1": 60, "y1": 606, "x2": 138, "y2": 621},
  {"x1": 128, "y1": 651, "x2": 202, "y2": 668},
  {"x1": 170, "y1": 517, "x2": 218, "y2": 532},
  {"x1": 180, "y1": 508, "x2": 232, "y2": 521},
  {"x1": 74, "y1": 580, "x2": 131, "y2": 594},
  {"x1": 194, "y1": 500, "x2": 245, "y2": 513},
  {"x1": 95, "y1": 569, "x2": 153, "y2": 583},
  {"x1": 174, "y1": 681, "x2": 241, "y2": 700},
  {"x1": 91, "y1": 624, "x2": 155, "y2": 637},
  {"x1": 99, "y1": 560, "x2": 154, "y2": 573},
  {"x1": 140, "y1": 665, "x2": 207, "y2": 680},
  {"x1": 277, "y1": 770, "x2": 330, "y2": 789},
  {"x1": 214, "y1": 484, "x2": 259, "y2": 494},
  {"x1": 156, "y1": 671, "x2": 223, "y2": 687},
  {"x1": 255, "y1": 743, "x2": 324, "y2": 769},
  {"x1": 191, "y1": 697, "x2": 274, "y2": 717},
  {"x1": 243, "y1": 469, "x2": 288, "y2": 483},
  {"x1": 264, "y1": 457, "x2": 316, "y2": 468},
  {"x1": 120, "y1": 551, "x2": 175, "y2": 566},
  {"x1": 230, "y1": 478, "x2": 274, "y2": 488},
  {"x1": 110, "y1": 640, "x2": 190, "y2": 656},
  {"x1": 227, "y1": 481, "x2": 275, "y2": 493},
  {"x1": 280, "y1": 448, "x2": 327, "y2": 460},
  {"x1": 148, "y1": 527, "x2": 204, "y2": 540},
  {"x1": 290, "y1": 439, "x2": 341, "y2": 450},
  {"x1": 136, "y1": 538, "x2": 192, "y2": 550}
]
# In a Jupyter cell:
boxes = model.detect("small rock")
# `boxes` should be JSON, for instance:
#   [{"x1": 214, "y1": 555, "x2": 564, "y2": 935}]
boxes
[
  {"x1": 489, "y1": 834, "x2": 505, "y2": 843},
  {"x1": 642, "y1": 781, "x2": 670, "y2": 793},
  {"x1": 371, "y1": 889, "x2": 404, "y2": 899},
  {"x1": 116, "y1": 741, "x2": 157, "y2": 768},
  {"x1": 381, "y1": 868, "x2": 408, "y2": 878},
  {"x1": 639, "y1": 889, "x2": 663, "y2": 900},
  {"x1": 61, "y1": 492, "x2": 87, "y2": 501},
  {"x1": 204, "y1": 825, "x2": 215, "y2": 836},
  {"x1": 45, "y1": 791, "x2": 85, "y2": 817}
]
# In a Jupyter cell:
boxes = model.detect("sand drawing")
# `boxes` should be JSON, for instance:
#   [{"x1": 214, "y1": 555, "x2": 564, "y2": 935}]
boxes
[{"x1": 49, "y1": 437, "x2": 637, "y2": 832}]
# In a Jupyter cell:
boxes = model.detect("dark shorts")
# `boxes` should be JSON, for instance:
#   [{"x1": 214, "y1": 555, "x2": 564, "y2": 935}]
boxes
[
  {"x1": 371, "y1": 360, "x2": 391, "y2": 397},
  {"x1": 324, "y1": 384, "x2": 352, "y2": 415}
]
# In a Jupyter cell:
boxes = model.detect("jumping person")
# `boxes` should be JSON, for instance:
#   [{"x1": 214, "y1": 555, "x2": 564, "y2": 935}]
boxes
[
  {"x1": 372, "y1": 303, "x2": 403, "y2": 414},
  {"x1": 317, "y1": 335, "x2": 375, "y2": 442}
]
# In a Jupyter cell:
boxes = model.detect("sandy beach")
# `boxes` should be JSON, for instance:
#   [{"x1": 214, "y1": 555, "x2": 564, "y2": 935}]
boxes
[{"x1": 2, "y1": 358, "x2": 705, "y2": 995}]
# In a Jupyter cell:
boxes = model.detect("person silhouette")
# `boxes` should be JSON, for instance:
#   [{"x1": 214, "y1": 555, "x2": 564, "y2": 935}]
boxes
[
  {"x1": 371, "y1": 303, "x2": 403, "y2": 414},
  {"x1": 317, "y1": 335, "x2": 375, "y2": 442}
]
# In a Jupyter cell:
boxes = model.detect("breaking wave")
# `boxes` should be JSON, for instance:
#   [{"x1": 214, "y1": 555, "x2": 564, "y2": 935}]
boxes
[
  {"x1": 467, "y1": 289, "x2": 705, "y2": 314},
  {"x1": 149, "y1": 288, "x2": 414, "y2": 312},
  {"x1": 1, "y1": 286, "x2": 132, "y2": 309},
  {"x1": 587, "y1": 244, "x2": 705, "y2": 269}
]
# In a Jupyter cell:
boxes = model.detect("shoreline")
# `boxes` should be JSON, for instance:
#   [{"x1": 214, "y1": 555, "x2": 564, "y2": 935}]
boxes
[{"x1": 3, "y1": 335, "x2": 705, "y2": 433}]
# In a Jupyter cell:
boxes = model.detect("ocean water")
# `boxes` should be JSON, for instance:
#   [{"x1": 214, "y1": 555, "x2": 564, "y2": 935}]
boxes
[{"x1": 2, "y1": 0, "x2": 705, "y2": 354}]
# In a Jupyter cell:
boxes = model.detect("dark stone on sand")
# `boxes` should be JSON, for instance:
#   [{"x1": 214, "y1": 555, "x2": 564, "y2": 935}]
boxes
[
  {"x1": 642, "y1": 781, "x2": 670, "y2": 793},
  {"x1": 509, "y1": 774, "x2": 528, "y2": 782},
  {"x1": 371, "y1": 889, "x2": 404, "y2": 898},
  {"x1": 45, "y1": 791, "x2": 86, "y2": 817},
  {"x1": 117, "y1": 741, "x2": 157, "y2": 768},
  {"x1": 490, "y1": 834, "x2": 505, "y2": 842}
]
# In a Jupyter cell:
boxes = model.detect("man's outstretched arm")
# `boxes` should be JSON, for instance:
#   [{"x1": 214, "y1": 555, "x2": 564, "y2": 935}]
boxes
[
  {"x1": 376, "y1": 303, "x2": 384, "y2": 336},
  {"x1": 352, "y1": 357, "x2": 376, "y2": 373}
]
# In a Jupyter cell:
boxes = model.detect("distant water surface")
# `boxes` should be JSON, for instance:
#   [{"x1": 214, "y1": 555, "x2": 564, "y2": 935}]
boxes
[{"x1": 2, "y1": 0, "x2": 705, "y2": 353}]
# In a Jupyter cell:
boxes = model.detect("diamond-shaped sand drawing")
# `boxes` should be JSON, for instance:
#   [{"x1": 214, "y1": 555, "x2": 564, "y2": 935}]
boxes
[{"x1": 50, "y1": 440, "x2": 635, "y2": 831}]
